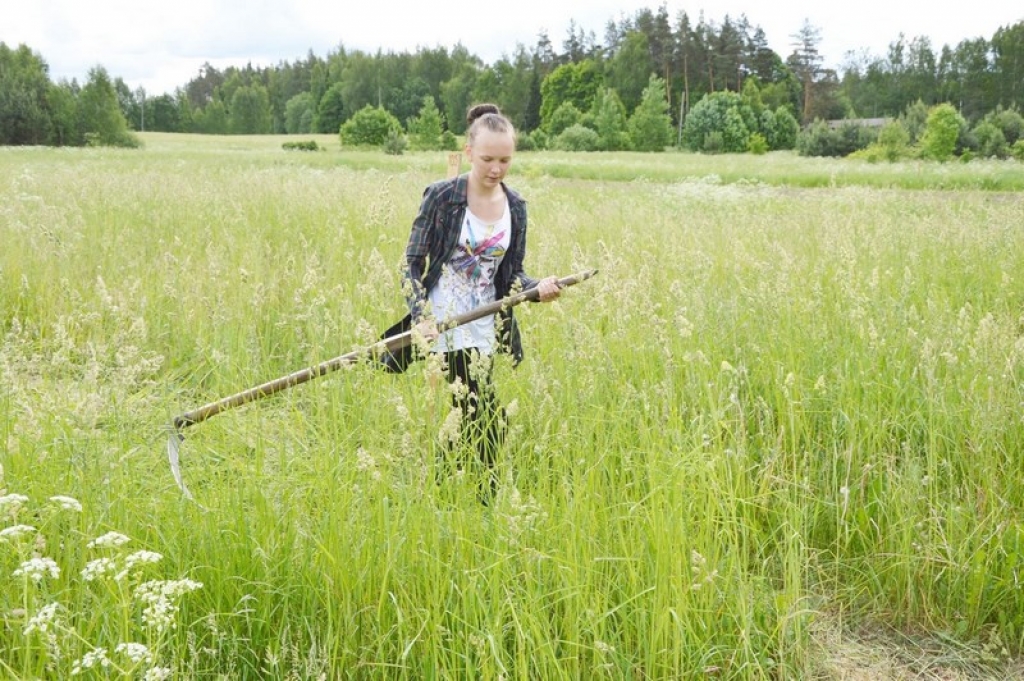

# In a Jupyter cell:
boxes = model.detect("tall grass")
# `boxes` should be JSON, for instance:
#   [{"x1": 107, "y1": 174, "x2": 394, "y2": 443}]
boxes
[{"x1": 2, "y1": 136, "x2": 1024, "y2": 677}]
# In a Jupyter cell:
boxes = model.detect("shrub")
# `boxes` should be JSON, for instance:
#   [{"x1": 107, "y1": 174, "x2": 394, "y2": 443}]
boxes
[
  {"x1": 796, "y1": 120, "x2": 875, "y2": 157},
  {"x1": 682, "y1": 91, "x2": 754, "y2": 153},
  {"x1": 627, "y1": 75, "x2": 674, "y2": 152},
  {"x1": 519, "y1": 129, "x2": 548, "y2": 151},
  {"x1": 702, "y1": 131, "x2": 724, "y2": 154},
  {"x1": 553, "y1": 124, "x2": 600, "y2": 152},
  {"x1": 747, "y1": 132, "x2": 768, "y2": 155},
  {"x1": 987, "y1": 106, "x2": 1023, "y2": 145},
  {"x1": 862, "y1": 120, "x2": 911, "y2": 162},
  {"x1": 545, "y1": 102, "x2": 583, "y2": 136},
  {"x1": 920, "y1": 103, "x2": 965, "y2": 161},
  {"x1": 972, "y1": 121, "x2": 1008, "y2": 158},
  {"x1": 383, "y1": 128, "x2": 407, "y2": 155},
  {"x1": 282, "y1": 140, "x2": 320, "y2": 151},
  {"x1": 340, "y1": 105, "x2": 403, "y2": 147},
  {"x1": 441, "y1": 130, "x2": 459, "y2": 151},
  {"x1": 407, "y1": 96, "x2": 446, "y2": 151},
  {"x1": 1012, "y1": 139, "x2": 1024, "y2": 162}
]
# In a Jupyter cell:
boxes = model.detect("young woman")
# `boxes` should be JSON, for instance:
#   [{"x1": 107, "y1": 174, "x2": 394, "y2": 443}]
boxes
[{"x1": 382, "y1": 103, "x2": 560, "y2": 500}]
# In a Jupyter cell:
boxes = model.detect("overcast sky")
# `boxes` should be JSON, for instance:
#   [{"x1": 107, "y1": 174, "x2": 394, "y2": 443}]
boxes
[{"x1": 2, "y1": 0, "x2": 1021, "y2": 95}]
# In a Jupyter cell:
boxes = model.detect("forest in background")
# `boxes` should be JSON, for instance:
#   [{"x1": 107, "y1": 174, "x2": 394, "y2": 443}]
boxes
[{"x1": 2, "y1": 6, "x2": 1023, "y2": 158}]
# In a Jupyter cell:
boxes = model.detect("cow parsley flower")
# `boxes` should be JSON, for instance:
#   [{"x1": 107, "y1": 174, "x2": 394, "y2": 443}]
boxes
[
  {"x1": 115, "y1": 642, "x2": 154, "y2": 665},
  {"x1": 81, "y1": 557, "x2": 117, "y2": 581},
  {"x1": 49, "y1": 495, "x2": 83, "y2": 512},
  {"x1": 0, "y1": 493, "x2": 29, "y2": 517},
  {"x1": 71, "y1": 647, "x2": 111, "y2": 675},
  {"x1": 0, "y1": 524, "x2": 37, "y2": 542},
  {"x1": 87, "y1": 531, "x2": 131, "y2": 549},
  {"x1": 135, "y1": 579, "x2": 203, "y2": 633},
  {"x1": 13, "y1": 557, "x2": 60, "y2": 582},
  {"x1": 23, "y1": 602, "x2": 60, "y2": 636}
]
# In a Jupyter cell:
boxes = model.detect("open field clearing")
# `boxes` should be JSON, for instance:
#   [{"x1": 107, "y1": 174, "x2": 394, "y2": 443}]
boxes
[{"x1": 2, "y1": 134, "x2": 1024, "y2": 678}]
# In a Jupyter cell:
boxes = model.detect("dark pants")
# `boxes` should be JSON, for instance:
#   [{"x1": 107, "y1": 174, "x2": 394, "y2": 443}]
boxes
[{"x1": 441, "y1": 349, "x2": 505, "y2": 500}]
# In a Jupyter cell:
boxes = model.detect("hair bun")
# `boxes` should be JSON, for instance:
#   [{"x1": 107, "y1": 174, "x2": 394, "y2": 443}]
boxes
[{"x1": 467, "y1": 103, "x2": 501, "y2": 125}]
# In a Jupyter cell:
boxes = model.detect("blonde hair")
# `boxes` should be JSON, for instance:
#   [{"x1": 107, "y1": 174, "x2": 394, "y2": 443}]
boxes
[{"x1": 466, "y1": 103, "x2": 516, "y2": 147}]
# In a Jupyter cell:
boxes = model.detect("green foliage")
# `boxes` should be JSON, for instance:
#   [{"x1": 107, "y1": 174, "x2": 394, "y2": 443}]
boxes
[
  {"x1": 193, "y1": 100, "x2": 229, "y2": 134},
  {"x1": 986, "y1": 106, "x2": 1023, "y2": 145},
  {"x1": 77, "y1": 66, "x2": 139, "y2": 147},
  {"x1": 768, "y1": 107, "x2": 799, "y2": 150},
  {"x1": 702, "y1": 131, "x2": 725, "y2": 154},
  {"x1": 971, "y1": 121, "x2": 1009, "y2": 158},
  {"x1": 741, "y1": 79, "x2": 766, "y2": 118},
  {"x1": 406, "y1": 96, "x2": 446, "y2": 151},
  {"x1": 441, "y1": 130, "x2": 459, "y2": 151},
  {"x1": 747, "y1": 132, "x2": 768, "y2": 154},
  {"x1": 682, "y1": 91, "x2": 754, "y2": 153},
  {"x1": 920, "y1": 103, "x2": 965, "y2": 161},
  {"x1": 545, "y1": 101, "x2": 583, "y2": 136},
  {"x1": 382, "y1": 128, "x2": 407, "y2": 155},
  {"x1": 517, "y1": 129, "x2": 548, "y2": 151},
  {"x1": 47, "y1": 82, "x2": 79, "y2": 146},
  {"x1": 876, "y1": 120, "x2": 911, "y2": 161},
  {"x1": 849, "y1": 120, "x2": 909, "y2": 163},
  {"x1": 229, "y1": 85, "x2": 272, "y2": 134},
  {"x1": 900, "y1": 100, "x2": 930, "y2": 144},
  {"x1": 591, "y1": 87, "x2": 632, "y2": 151},
  {"x1": 721, "y1": 107, "x2": 751, "y2": 152},
  {"x1": 0, "y1": 43, "x2": 53, "y2": 145},
  {"x1": 315, "y1": 83, "x2": 345, "y2": 134},
  {"x1": 796, "y1": 120, "x2": 877, "y2": 157},
  {"x1": 340, "y1": 105, "x2": 403, "y2": 147},
  {"x1": 539, "y1": 60, "x2": 603, "y2": 130},
  {"x1": 284, "y1": 92, "x2": 314, "y2": 134},
  {"x1": 607, "y1": 31, "x2": 653, "y2": 113},
  {"x1": 1012, "y1": 139, "x2": 1024, "y2": 161},
  {"x1": 281, "y1": 140, "x2": 320, "y2": 151},
  {"x1": 552, "y1": 124, "x2": 600, "y2": 151},
  {"x1": 627, "y1": 75, "x2": 673, "y2": 152}
]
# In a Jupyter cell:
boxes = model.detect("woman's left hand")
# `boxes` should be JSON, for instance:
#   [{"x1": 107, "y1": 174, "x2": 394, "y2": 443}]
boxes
[{"x1": 537, "y1": 276, "x2": 562, "y2": 302}]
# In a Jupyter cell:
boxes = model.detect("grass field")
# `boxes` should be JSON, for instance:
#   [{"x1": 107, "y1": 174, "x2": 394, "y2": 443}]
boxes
[{"x1": 2, "y1": 133, "x2": 1024, "y2": 679}]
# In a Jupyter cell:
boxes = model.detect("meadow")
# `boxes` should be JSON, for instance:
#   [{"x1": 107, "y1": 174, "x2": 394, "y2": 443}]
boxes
[{"x1": 2, "y1": 133, "x2": 1024, "y2": 679}]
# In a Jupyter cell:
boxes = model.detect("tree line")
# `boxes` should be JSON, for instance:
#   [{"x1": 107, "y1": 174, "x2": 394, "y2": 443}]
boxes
[{"x1": 2, "y1": 6, "x2": 1023, "y2": 157}]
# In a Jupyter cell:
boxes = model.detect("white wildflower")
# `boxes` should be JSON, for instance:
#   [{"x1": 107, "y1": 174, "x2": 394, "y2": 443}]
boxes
[
  {"x1": 23, "y1": 602, "x2": 60, "y2": 636},
  {"x1": 49, "y1": 495, "x2": 83, "y2": 512},
  {"x1": 88, "y1": 531, "x2": 131, "y2": 549},
  {"x1": 0, "y1": 524, "x2": 37, "y2": 541},
  {"x1": 71, "y1": 647, "x2": 111, "y2": 675},
  {"x1": 135, "y1": 579, "x2": 203, "y2": 633},
  {"x1": 124, "y1": 550, "x2": 163, "y2": 568},
  {"x1": 115, "y1": 550, "x2": 163, "y2": 581},
  {"x1": 81, "y1": 557, "x2": 117, "y2": 581},
  {"x1": 115, "y1": 642, "x2": 154, "y2": 665},
  {"x1": 13, "y1": 557, "x2": 60, "y2": 582},
  {"x1": 144, "y1": 667, "x2": 172, "y2": 681},
  {"x1": 0, "y1": 493, "x2": 30, "y2": 517}
]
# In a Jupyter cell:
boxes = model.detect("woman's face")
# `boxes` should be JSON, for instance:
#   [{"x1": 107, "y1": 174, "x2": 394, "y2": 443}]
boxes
[{"x1": 466, "y1": 128, "x2": 515, "y2": 189}]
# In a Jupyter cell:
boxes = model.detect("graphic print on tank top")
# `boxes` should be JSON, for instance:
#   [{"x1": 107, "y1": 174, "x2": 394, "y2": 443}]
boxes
[{"x1": 429, "y1": 202, "x2": 512, "y2": 352}]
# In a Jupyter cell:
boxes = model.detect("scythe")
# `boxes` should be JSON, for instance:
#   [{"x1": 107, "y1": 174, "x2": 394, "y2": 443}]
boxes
[{"x1": 167, "y1": 269, "x2": 598, "y2": 497}]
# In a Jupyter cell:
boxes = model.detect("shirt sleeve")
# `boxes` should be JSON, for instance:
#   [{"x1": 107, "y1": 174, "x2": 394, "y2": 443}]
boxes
[{"x1": 403, "y1": 183, "x2": 439, "y2": 319}]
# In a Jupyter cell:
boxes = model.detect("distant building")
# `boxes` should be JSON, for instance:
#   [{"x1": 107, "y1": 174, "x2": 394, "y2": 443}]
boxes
[{"x1": 826, "y1": 118, "x2": 890, "y2": 129}]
